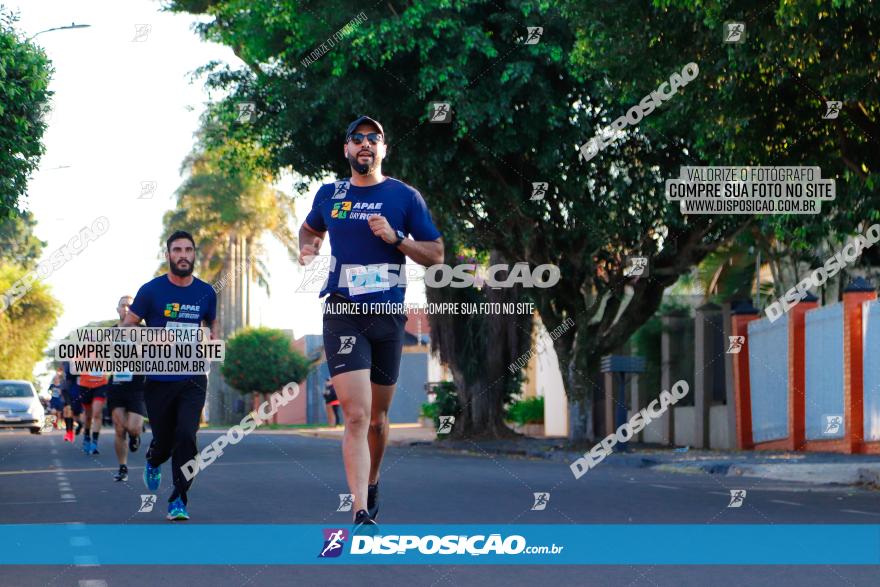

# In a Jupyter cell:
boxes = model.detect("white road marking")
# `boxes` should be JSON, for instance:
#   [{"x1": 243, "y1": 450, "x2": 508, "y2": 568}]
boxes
[
  {"x1": 649, "y1": 484, "x2": 678, "y2": 490},
  {"x1": 0, "y1": 500, "x2": 79, "y2": 505},
  {"x1": 840, "y1": 509, "x2": 880, "y2": 517},
  {"x1": 769, "y1": 499, "x2": 802, "y2": 506},
  {"x1": 61, "y1": 493, "x2": 76, "y2": 500}
]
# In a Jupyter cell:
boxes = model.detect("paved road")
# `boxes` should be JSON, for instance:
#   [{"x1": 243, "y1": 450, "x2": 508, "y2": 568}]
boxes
[{"x1": 1, "y1": 428, "x2": 878, "y2": 586}]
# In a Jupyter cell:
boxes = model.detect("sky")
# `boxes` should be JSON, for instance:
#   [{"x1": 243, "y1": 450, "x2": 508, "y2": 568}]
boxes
[{"x1": 14, "y1": 0, "x2": 428, "y2": 383}]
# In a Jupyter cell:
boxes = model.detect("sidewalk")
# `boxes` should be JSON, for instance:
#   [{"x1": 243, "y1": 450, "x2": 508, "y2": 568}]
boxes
[{"x1": 290, "y1": 425, "x2": 880, "y2": 489}]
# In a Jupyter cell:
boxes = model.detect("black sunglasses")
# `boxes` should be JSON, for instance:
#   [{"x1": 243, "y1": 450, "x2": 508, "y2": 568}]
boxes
[{"x1": 348, "y1": 132, "x2": 384, "y2": 145}]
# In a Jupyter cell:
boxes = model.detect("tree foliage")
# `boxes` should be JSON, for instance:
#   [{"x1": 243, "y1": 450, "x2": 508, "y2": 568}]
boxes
[
  {"x1": 0, "y1": 263, "x2": 60, "y2": 379},
  {"x1": 0, "y1": 210, "x2": 45, "y2": 270},
  {"x1": 0, "y1": 8, "x2": 53, "y2": 218},
  {"x1": 221, "y1": 327, "x2": 312, "y2": 396}
]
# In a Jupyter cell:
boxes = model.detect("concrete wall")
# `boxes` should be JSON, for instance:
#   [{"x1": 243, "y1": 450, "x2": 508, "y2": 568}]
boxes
[
  {"x1": 804, "y1": 304, "x2": 844, "y2": 440},
  {"x1": 748, "y1": 314, "x2": 790, "y2": 443},
  {"x1": 710, "y1": 404, "x2": 730, "y2": 449},
  {"x1": 862, "y1": 300, "x2": 880, "y2": 442},
  {"x1": 535, "y1": 323, "x2": 568, "y2": 437},
  {"x1": 673, "y1": 406, "x2": 695, "y2": 447}
]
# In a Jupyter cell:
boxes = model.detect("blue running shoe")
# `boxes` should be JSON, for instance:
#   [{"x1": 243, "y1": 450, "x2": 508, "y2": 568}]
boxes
[
  {"x1": 166, "y1": 498, "x2": 189, "y2": 521},
  {"x1": 143, "y1": 462, "x2": 161, "y2": 491},
  {"x1": 82, "y1": 440, "x2": 92, "y2": 454}
]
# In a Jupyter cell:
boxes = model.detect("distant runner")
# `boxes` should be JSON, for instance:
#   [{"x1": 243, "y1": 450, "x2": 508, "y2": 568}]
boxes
[
  {"x1": 108, "y1": 295, "x2": 147, "y2": 482},
  {"x1": 323, "y1": 378, "x2": 342, "y2": 427},
  {"x1": 78, "y1": 369, "x2": 109, "y2": 455},
  {"x1": 123, "y1": 230, "x2": 218, "y2": 521}
]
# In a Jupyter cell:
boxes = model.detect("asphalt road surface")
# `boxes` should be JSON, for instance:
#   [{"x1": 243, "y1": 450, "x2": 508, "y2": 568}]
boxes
[{"x1": 1, "y1": 428, "x2": 878, "y2": 586}]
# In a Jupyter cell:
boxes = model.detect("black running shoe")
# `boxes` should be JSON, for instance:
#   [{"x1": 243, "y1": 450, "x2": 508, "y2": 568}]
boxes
[
  {"x1": 352, "y1": 509, "x2": 379, "y2": 536},
  {"x1": 114, "y1": 465, "x2": 128, "y2": 482},
  {"x1": 367, "y1": 482, "x2": 379, "y2": 520},
  {"x1": 129, "y1": 434, "x2": 140, "y2": 453}
]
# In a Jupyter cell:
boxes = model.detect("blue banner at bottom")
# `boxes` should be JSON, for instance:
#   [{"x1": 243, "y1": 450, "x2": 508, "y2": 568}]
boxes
[{"x1": 1, "y1": 524, "x2": 878, "y2": 565}]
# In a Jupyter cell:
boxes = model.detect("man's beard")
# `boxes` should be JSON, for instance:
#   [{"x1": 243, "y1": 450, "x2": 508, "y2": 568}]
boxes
[
  {"x1": 169, "y1": 259, "x2": 194, "y2": 277},
  {"x1": 347, "y1": 151, "x2": 377, "y2": 175}
]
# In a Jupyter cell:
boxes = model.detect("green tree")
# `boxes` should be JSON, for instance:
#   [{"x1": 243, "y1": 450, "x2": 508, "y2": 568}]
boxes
[
  {"x1": 0, "y1": 8, "x2": 54, "y2": 218},
  {"x1": 0, "y1": 263, "x2": 60, "y2": 379},
  {"x1": 220, "y1": 327, "x2": 313, "y2": 424},
  {"x1": 167, "y1": 0, "x2": 878, "y2": 440},
  {"x1": 0, "y1": 211, "x2": 45, "y2": 269}
]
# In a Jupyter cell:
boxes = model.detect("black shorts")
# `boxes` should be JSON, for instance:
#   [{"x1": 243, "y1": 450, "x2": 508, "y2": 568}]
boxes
[
  {"x1": 80, "y1": 386, "x2": 107, "y2": 405},
  {"x1": 322, "y1": 294, "x2": 407, "y2": 385},
  {"x1": 107, "y1": 386, "x2": 146, "y2": 417}
]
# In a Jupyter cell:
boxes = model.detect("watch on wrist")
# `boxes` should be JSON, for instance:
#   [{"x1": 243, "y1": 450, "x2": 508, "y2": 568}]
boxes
[{"x1": 394, "y1": 229, "x2": 406, "y2": 246}]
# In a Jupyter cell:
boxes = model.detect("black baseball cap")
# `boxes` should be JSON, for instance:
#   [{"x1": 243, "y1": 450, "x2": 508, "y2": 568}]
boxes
[{"x1": 345, "y1": 115, "x2": 385, "y2": 140}]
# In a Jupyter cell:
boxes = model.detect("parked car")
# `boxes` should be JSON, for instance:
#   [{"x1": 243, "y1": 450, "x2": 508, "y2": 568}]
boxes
[{"x1": 0, "y1": 380, "x2": 46, "y2": 434}]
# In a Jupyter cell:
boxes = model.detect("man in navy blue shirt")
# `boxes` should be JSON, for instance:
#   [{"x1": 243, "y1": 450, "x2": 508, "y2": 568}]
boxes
[
  {"x1": 123, "y1": 230, "x2": 218, "y2": 521},
  {"x1": 299, "y1": 115, "x2": 444, "y2": 531}
]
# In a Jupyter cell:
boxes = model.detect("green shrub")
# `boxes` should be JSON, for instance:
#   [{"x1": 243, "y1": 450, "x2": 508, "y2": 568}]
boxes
[
  {"x1": 428, "y1": 381, "x2": 459, "y2": 427},
  {"x1": 506, "y1": 396, "x2": 544, "y2": 425},
  {"x1": 420, "y1": 402, "x2": 437, "y2": 420}
]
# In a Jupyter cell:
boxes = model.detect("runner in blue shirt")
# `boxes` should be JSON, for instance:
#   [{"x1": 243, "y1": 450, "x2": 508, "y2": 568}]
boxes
[
  {"x1": 299, "y1": 115, "x2": 444, "y2": 532},
  {"x1": 123, "y1": 230, "x2": 218, "y2": 521},
  {"x1": 108, "y1": 295, "x2": 148, "y2": 483}
]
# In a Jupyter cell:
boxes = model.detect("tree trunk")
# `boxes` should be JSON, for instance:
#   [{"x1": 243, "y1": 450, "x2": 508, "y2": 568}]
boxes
[{"x1": 426, "y1": 250, "x2": 531, "y2": 439}]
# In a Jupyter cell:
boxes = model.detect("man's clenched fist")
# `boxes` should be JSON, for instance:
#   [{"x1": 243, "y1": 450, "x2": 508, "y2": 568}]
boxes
[
  {"x1": 367, "y1": 214, "x2": 396, "y2": 244},
  {"x1": 298, "y1": 235, "x2": 322, "y2": 265}
]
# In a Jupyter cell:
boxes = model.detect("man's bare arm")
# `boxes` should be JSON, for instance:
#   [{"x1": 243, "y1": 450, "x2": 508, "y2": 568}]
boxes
[
  {"x1": 122, "y1": 311, "x2": 142, "y2": 326},
  {"x1": 398, "y1": 237, "x2": 444, "y2": 267},
  {"x1": 298, "y1": 221, "x2": 326, "y2": 265}
]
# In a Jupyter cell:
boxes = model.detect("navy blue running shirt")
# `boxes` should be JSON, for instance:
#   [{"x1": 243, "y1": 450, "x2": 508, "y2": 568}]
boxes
[
  {"x1": 305, "y1": 177, "x2": 442, "y2": 303},
  {"x1": 129, "y1": 275, "x2": 217, "y2": 382}
]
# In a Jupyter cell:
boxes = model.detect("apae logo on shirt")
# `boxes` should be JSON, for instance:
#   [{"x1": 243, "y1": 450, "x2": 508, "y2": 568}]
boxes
[
  {"x1": 332, "y1": 201, "x2": 384, "y2": 221},
  {"x1": 164, "y1": 302, "x2": 202, "y2": 320}
]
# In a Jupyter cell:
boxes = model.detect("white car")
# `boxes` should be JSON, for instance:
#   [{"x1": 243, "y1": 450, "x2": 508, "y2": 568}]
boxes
[{"x1": 0, "y1": 380, "x2": 46, "y2": 434}]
